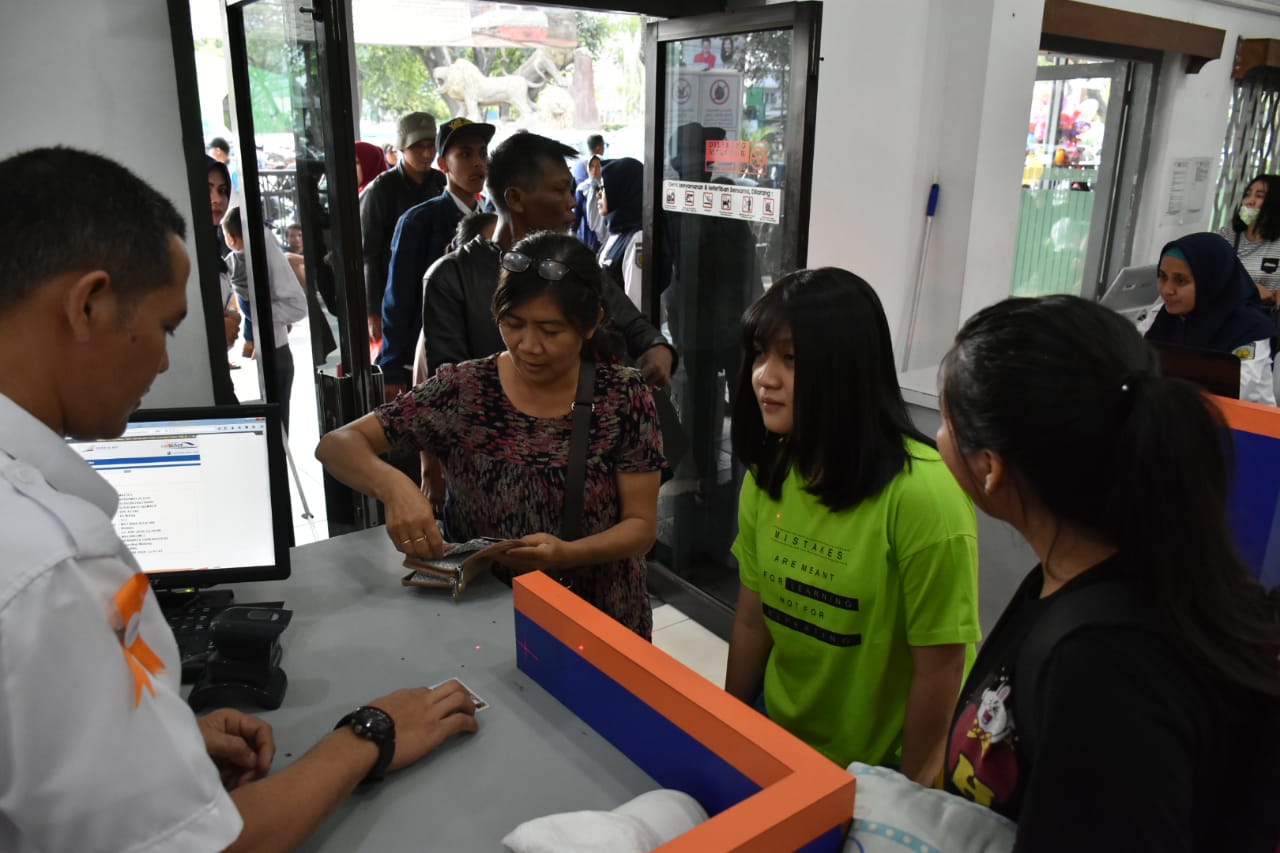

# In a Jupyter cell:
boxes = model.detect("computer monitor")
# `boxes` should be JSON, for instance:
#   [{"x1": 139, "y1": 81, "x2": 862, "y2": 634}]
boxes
[
  {"x1": 1099, "y1": 263, "x2": 1160, "y2": 321},
  {"x1": 65, "y1": 404, "x2": 291, "y2": 594},
  {"x1": 1151, "y1": 341, "x2": 1242, "y2": 399}
]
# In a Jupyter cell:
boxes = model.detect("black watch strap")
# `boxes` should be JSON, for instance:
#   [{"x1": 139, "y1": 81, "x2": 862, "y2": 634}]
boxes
[{"x1": 334, "y1": 705, "x2": 396, "y2": 784}]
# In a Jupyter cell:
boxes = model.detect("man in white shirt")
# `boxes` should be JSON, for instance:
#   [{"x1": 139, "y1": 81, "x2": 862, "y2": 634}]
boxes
[{"x1": 0, "y1": 146, "x2": 478, "y2": 853}]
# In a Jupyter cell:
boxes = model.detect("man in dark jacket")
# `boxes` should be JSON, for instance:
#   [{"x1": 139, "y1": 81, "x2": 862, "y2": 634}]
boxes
[
  {"x1": 378, "y1": 117, "x2": 494, "y2": 394},
  {"x1": 359, "y1": 112, "x2": 446, "y2": 344},
  {"x1": 421, "y1": 133, "x2": 675, "y2": 387}
]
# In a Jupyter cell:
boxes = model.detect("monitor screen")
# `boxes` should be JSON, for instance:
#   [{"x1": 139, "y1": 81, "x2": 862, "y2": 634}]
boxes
[{"x1": 66, "y1": 404, "x2": 291, "y2": 589}]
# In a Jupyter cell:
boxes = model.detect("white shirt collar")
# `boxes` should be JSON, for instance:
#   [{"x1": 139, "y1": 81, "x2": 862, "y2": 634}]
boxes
[
  {"x1": 0, "y1": 393, "x2": 118, "y2": 517},
  {"x1": 447, "y1": 188, "x2": 478, "y2": 216}
]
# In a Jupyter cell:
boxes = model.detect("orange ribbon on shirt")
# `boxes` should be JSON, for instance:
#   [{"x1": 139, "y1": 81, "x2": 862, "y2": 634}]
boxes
[{"x1": 114, "y1": 573, "x2": 166, "y2": 708}]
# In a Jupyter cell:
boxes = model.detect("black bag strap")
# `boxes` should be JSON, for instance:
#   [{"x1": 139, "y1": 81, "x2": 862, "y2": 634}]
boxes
[
  {"x1": 561, "y1": 358, "x2": 596, "y2": 542},
  {"x1": 1014, "y1": 579, "x2": 1153, "y2": 755}
]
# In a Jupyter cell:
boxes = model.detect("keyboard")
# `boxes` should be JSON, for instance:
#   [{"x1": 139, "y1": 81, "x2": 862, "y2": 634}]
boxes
[{"x1": 165, "y1": 599, "x2": 284, "y2": 683}]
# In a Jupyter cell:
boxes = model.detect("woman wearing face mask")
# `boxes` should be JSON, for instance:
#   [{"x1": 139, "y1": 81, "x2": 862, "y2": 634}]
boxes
[{"x1": 1220, "y1": 173, "x2": 1280, "y2": 310}]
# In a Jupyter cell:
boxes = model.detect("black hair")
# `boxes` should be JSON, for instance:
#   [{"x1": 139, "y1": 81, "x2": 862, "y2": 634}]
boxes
[
  {"x1": 221, "y1": 206, "x2": 243, "y2": 241},
  {"x1": 456, "y1": 210, "x2": 497, "y2": 244},
  {"x1": 208, "y1": 137, "x2": 231, "y2": 154},
  {"x1": 1231, "y1": 174, "x2": 1280, "y2": 242},
  {"x1": 0, "y1": 146, "x2": 187, "y2": 316},
  {"x1": 491, "y1": 231, "x2": 622, "y2": 361},
  {"x1": 285, "y1": 222, "x2": 302, "y2": 234},
  {"x1": 730, "y1": 267, "x2": 932, "y2": 510},
  {"x1": 207, "y1": 157, "x2": 231, "y2": 201},
  {"x1": 586, "y1": 134, "x2": 605, "y2": 151},
  {"x1": 941, "y1": 294, "x2": 1280, "y2": 697},
  {"x1": 486, "y1": 133, "x2": 577, "y2": 213}
]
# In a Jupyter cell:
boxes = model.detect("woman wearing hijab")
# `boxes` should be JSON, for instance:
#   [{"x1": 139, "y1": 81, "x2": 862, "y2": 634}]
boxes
[
  {"x1": 597, "y1": 157, "x2": 644, "y2": 309},
  {"x1": 1145, "y1": 231, "x2": 1277, "y2": 404},
  {"x1": 356, "y1": 140, "x2": 387, "y2": 195}
]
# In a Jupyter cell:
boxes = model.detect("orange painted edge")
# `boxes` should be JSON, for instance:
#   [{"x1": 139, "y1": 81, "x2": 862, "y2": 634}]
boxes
[
  {"x1": 658, "y1": 774, "x2": 856, "y2": 853},
  {"x1": 1212, "y1": 393, "x2": 1280, "y2": 439},
  {"x1": 514, "y1": 574, "x2": 816, "y2": 781},
  {"x1": 513, "y1": 573, "x2": 857, "y2": 850}
]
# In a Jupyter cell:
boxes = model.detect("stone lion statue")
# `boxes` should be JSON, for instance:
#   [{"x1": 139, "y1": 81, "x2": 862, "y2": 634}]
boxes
[
  {"x1": 535, "y1": 85, "x2": 575, "y2": 129},
  {"x1": 432, "y1": 58, "x2": 533, "y2": 121}
]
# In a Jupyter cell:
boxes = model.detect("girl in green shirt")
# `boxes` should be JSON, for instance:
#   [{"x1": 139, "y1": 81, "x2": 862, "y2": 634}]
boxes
[{"x1": 725, "y1": 267, "x2": 981, "y2": 783}]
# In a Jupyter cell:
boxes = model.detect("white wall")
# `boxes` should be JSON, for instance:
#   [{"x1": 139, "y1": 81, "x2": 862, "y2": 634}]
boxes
[
  {"x1": 808, "y1": 0, "x2": 1280, "y2": 374},
  {"x1": 807, "y1": 0, "x2": 1044, "y2": 372},
  {"x1": 0, "y1": 0, "x2": 215, "y2": 407}
]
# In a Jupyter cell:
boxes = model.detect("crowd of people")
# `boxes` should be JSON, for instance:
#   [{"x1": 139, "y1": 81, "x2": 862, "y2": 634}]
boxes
[{"x1": 0, "y1": 120, "x2": 1278, "y2": 852}]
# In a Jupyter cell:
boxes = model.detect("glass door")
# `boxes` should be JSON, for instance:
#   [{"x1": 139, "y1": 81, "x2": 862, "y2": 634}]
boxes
[
  {"x1": 225, "y1": 0, "x2": 380, "y2": 535},
  {"x1": 643, "y1": 3, "x2": 821, "y2": 626},
  {"x1": 1012, "y1": 51, "x2": 1144, "y2": 298}
]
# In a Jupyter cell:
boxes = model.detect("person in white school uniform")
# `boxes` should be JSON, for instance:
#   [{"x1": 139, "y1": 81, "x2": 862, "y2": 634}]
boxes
[{"x1": 0, "y1": 146, "x2": 478, "y2": 853}]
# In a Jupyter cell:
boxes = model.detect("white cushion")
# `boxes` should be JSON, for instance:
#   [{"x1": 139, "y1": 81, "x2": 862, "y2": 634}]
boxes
[
  {"x1": 502, "y1": 789, "x2": 708, "y2": 853},
  {"x1": 844, "y1": 763, "x2": 1015, "y2": 853}
]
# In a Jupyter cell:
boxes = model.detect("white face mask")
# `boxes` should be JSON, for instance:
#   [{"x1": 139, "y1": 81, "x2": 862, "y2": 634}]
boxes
[{"x1": 1240, "y1": 204, "x2": 1261, "y2": 227}]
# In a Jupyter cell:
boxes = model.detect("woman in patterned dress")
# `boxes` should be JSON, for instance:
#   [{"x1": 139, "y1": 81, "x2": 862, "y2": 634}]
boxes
[{"x1": 317, "y1": 231, "x2": 665, "y2": 638}]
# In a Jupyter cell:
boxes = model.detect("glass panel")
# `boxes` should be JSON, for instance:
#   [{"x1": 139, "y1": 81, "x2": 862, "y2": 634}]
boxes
[
  {"x1": 234, "y1": 0, "x2": 344, "y2": 423},
  {"x1": 654, "y1": 29, "x2": 793, "y2": 606},
  {"x1": 1012, "y1": 55, "x2": 1114, "y2": 297}
]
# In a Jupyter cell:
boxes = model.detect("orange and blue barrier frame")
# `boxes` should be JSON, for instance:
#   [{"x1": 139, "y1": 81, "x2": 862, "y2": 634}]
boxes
[
  {"x1": 1215, "y1": 396, "x2": 1280, "y2": 589},
  {"x1": 513, "y1": 572, "x2": 856, "y2": 852}
]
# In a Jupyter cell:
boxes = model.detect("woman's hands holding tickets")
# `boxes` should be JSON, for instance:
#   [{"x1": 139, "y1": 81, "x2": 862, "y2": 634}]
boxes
[
  {"x1": 497, "y1": 533, "x2": 570, "y2": 574},
  {"x1": 382, "y1": 478, "x2": 446, "y2": 560}
]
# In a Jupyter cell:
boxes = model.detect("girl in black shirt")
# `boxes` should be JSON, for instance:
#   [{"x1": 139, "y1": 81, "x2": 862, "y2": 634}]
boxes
[{"x1": 934, "y1": 295, "x2": 1280, "y2": 852}]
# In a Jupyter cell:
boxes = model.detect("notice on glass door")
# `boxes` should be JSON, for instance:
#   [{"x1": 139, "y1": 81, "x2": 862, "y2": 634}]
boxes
[{"x1": 662, "y1": 179, "x2": 781, "y2": 225}]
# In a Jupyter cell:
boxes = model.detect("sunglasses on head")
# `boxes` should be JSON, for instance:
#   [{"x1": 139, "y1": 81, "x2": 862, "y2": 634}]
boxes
[{"x1": 500, "y1": 251, "x2": 579, "y2": 282}]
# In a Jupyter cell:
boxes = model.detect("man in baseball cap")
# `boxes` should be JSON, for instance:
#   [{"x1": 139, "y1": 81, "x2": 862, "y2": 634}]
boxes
[
  {"x1": 379, "y1": 116, "x2": 496, "y2": 395},
  {"x1": 360, "y1": 112, "x2": 446, "y2": 344}
]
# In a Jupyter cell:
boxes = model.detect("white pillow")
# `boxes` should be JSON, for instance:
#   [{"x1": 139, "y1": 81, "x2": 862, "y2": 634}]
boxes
[
  {"x1": 502, "y1": 789, "x2": 708, "y2": 853},
  {"x1": 845, "y1": 763, "x2": 1015, "y2": 853}
]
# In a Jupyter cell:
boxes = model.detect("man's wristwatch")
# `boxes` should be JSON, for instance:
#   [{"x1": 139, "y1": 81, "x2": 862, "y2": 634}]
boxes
[{"x1": 334, "y1": 705, "x2": 396, "y2": 784}]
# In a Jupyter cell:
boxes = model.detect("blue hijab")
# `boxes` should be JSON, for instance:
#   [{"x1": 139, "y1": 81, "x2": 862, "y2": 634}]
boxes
[{"x1": 1145, "y1": 231, "x2": 1276, "y2": 352}]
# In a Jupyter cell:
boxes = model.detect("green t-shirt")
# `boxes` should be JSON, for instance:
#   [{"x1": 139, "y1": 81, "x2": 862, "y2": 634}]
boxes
[{"x1": 731, "y1": 439, "x2": 981, "y2": 768}]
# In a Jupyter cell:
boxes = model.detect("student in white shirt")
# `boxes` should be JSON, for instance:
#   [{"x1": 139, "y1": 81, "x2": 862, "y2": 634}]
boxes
[{"x1": 0, "y1": 146, "x2": 478, "y2": 853}]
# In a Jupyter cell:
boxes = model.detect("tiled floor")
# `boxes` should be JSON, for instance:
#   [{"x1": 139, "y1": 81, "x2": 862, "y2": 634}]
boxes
[
  {"x1": 651, "y1": 603, "x2": 730, "y2": 686},
  {"x1": 232, "y1": 316, "x2": 732, "y2": 686}
]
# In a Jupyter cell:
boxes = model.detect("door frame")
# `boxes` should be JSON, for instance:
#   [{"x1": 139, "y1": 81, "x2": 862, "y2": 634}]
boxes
[
  {"x1": 641, "y1": 2, "x2": 823, "y2": 637},
  {"x1": 1037, "y1": 37, "x2": 1160, "y2": 298},
  {"x1": 223, "y1": 0, "x2": 381, "y2": 532},
  {"x1": 642, "y1": 1, "x2": 822, "y2": 321},
  {"x1": 224, "y1": 0, "x2": 374, "y2": 409}
]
